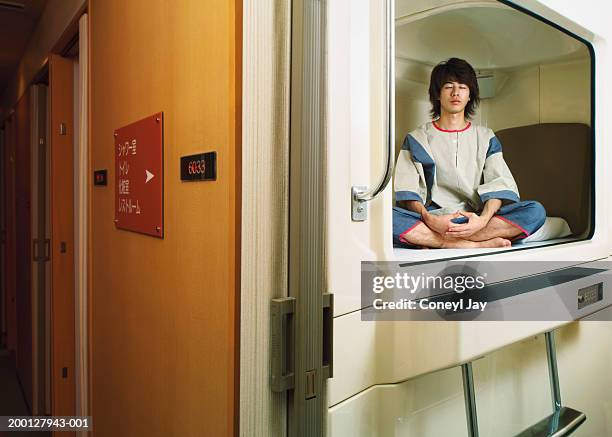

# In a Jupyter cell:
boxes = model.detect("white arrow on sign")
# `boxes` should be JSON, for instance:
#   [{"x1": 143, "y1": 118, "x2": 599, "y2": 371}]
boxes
[{"x1": 145, "y1": 170, "x2": 155, "y2": 184}]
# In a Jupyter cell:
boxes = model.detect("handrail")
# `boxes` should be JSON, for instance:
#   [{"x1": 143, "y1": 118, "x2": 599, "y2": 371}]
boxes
[
  {"x1": 352, "y1": 0, "x2": 395, "y2": 221},
  {"x1": 462, "y1": 362, "x2": 479, "y2": 437},
  {"x1": 546, "y1": 331, "x2": 562, "y2": 412},
  {"x1": 514, "y1": 331, "x2": 586, "y2": 437},
  {"x1": 460, "y1": 331, "x2": 586, "y2": 437}
]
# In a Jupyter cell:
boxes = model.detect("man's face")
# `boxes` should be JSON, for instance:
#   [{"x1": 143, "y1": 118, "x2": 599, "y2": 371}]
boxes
[{"x1": 439, "y1": 81, "x2": 470, "y2": 116}]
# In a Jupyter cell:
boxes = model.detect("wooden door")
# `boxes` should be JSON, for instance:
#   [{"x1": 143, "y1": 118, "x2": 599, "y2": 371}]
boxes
[
  {"x1": 0, "y1": 125, "x2": 4, "y2": 349},
  {"x1": 15, "y1": 89, "x2": 33, "y2": 412},
  {"x1": 31, "y1": 84, "x2": 50, "y2": 415},
  {"x1": 3, "y1": 116, "x2": 17, "y2": 360},
  {"x1": 49, "y1": 54, "x2": 75, "y2": 421}
]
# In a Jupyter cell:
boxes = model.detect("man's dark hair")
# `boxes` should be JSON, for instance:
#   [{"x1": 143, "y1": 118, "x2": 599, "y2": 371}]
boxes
[{"x1": 429, "y1": 58, "x2": 480, "y2": 119}]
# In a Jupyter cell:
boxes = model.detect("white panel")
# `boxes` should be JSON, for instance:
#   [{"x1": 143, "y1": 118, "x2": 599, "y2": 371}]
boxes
[
  {"x1": 240, "y1": 1, "x2": 291, "y2": 436},
  {"x1": 555, "y1": 314, "x2": 612, "y2": 434},
  {"x1": 328, "y1": 381, "x2": 389, "y2": 436},
  {"x1": 329, "y1": 320, "x2": 612, "y2": 436},
  {"x1": 328, "y1": 0, "x2": 388, "y2": 316},
  {"x1": 328, "y1": 312, "x2": 564, "y2": 407},
  {"x1": 529, "y1": 0, "x2": 610, "y2": 38}
]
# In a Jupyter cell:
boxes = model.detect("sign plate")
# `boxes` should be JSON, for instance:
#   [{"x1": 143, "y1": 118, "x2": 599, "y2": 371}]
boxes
[
  {"x1": 180, "y1": 152, "x2": 216, "y2": 181},
  {"x1": 114, "y1": 112, "x2": 164, "y2": 237}
]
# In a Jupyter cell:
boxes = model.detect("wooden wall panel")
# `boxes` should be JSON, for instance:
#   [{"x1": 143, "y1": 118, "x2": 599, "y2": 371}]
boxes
[
  {"x1": 14, "y1": 90, "x2": 33, "y2": 411},
  {"x1": 0, "y1": 126, "x2": 4, "y2": 349},
  {"x1": 49, "y1": 54, "x2": 76, "y2": 419},
  {"x1": 89, "y1": 1, "x2": 241, "y2": 436},
  {"x1": 4, "y1": 116, "x2": 17, "y2": 359}
]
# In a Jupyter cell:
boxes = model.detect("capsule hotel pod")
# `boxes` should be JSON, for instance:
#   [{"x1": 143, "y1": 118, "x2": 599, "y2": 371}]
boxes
[{"x1": 0, "y1": 0, "x2": 611, "y2": 436}]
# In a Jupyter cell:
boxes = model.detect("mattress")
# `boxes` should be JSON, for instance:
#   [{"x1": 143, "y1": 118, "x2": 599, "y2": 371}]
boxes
[{"x1": 519, "y1": 216, "x2": 572, "y2": 243}]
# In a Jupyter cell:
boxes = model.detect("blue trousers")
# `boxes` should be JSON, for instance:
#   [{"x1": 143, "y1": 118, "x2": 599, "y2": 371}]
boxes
[{"x1": 393, "y1": 201, "x2": 547, "y2": 248}]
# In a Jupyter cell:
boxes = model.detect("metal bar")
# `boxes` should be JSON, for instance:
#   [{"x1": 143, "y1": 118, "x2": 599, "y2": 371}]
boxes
[
  {"x1": 514, "y1": 407, "x2": 586, "y2": 437},
  {"x1": 288, "y1": 0, "x2": 328, "y2": 434},
  {"x1": 545, "y1": 331, "x2": 562, "y2": 411},
  {"x1": 515, "y1": 331, "x2": 587, "y2": 436},
  {"x1": 462, "y1": 362, "x2": 479, "y2": 437},
  {"x1": 352, "y1": 0, "x2": 395, "y2": 220}
]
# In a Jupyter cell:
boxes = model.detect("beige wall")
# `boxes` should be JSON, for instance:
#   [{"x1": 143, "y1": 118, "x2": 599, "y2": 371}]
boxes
[
  {"x1": 395, "y1": 57, "x2": 591, "y2": 139},
  {"x1": 329, "y1": 318, "x2": 612, "y2": 436},
  {"x1": 89, "y1": 1, "x2": 241, "y2": 436},
  {"x1": 481, "y1": 66, "x2": 542, "y2": 131},
  {"x1": 0, "y1": 0, "x2": 86, "y2": 120},
  {"x1": 539, "y1": 60, "x2": 592, "y2": 124},
  {"x1": 486, "y1": 59, "x2": 591, "y2": 131},
  {"x1": 394, "y1": 58, "x2": 431, "y2": 155}
]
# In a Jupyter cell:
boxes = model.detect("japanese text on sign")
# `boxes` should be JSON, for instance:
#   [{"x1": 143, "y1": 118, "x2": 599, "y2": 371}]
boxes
[
  {"x1": 117, "y1": 138, "x2": 140, "y2": 214},
  {"x1": 114, "y1": 112, "x2": 164, "y2": 238}
]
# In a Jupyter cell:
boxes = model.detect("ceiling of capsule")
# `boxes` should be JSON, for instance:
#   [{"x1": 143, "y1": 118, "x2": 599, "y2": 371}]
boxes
[{"x1": 395, "y1": 2, "x2": 589, "y2": 69}]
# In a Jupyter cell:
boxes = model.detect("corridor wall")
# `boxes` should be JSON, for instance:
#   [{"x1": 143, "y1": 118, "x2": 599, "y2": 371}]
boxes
[{"x1": 89, "y1": 0, "x2": 241, "y2": 435}]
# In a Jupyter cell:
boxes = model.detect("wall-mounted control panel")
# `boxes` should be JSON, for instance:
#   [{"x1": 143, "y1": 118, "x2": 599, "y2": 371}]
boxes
[{"x1": 578, "y1": 283, "x2": 603, "y2": 309}]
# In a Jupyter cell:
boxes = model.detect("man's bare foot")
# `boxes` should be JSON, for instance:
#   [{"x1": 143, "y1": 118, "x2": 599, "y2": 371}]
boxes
[
  {"x1": 441, "y1": 239, "x2": 481, "y2": 248},
  {"x1": 441, "y1": 237, "x2": 511, "y2": 249},
  {"x1": 479, "y1": 237, "x2": 512, "y2": 248}
]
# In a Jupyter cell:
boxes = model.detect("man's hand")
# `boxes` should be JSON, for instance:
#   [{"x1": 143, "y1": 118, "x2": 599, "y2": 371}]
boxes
[
  {"x1": 445, "y1": 211, "x2": 488, "y2": 238},
  {"x1": 422, "y1": 211, "x2": 462, "y2": 236}
]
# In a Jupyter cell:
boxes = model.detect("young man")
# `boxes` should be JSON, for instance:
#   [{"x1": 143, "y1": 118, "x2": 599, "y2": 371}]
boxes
[{"x1": 393, "y1": 58, "x2": 546, "y2": 249}]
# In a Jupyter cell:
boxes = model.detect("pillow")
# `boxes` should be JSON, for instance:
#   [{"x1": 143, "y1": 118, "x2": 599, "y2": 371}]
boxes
[{"x1": 519, "y1": 217, "x2": 572, "y2": 243}]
